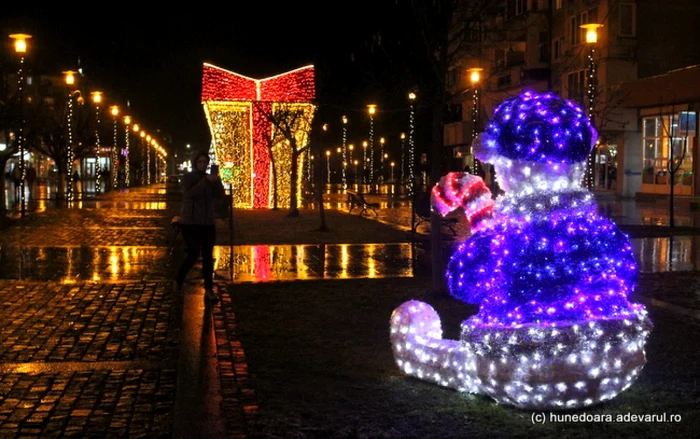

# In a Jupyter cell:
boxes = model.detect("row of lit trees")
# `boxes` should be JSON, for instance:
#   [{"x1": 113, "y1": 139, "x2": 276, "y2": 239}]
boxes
[
  {"x1": 3, "y1": 33, "x2": 168, "y2": 216},
  {"x1": 313, "y1": 92, "x2": 419, "y2": 193}
]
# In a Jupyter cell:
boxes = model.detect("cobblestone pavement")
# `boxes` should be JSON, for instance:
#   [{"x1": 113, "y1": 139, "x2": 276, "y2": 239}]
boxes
[{"x1": 0, "y1": 186, "x2": 184, "y2": 438}]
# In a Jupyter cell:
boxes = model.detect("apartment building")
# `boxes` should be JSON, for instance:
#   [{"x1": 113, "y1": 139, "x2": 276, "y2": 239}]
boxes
[{"x1": 445, "y1": 0, "x2": 700, "y2": 196}]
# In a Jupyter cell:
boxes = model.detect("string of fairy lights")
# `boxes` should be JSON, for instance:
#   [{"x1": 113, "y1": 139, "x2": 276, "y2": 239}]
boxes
[
  {"x1": 66, "y1": 91, "x2": 75, "y2": 201},
  {"x1": 408, "y1": 92, "x2": 416, "y2": 196},
  {"x1": 111, "y1": 106, "x2": 119, "y2": 189},
  {"x1": 125, "y1": 118, "x2": 132, "y2": 188},
  {"x1": 341, "y1": 115, "x2": 348, "y2": 190},
  {"x1": 93, "y1": 92, "x2": 102, "y2": 194},
  {"x1": 367, "y1": 105, "x2": 376, "y2": 184},
  {"x1": 585, "y1": 47, "x2": 597, "y2": 189}
]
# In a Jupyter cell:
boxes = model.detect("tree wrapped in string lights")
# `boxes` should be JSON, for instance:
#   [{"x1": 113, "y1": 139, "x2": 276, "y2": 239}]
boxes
[{"x1": 390, "y1": 91, "x2": 652, "y2": 410}]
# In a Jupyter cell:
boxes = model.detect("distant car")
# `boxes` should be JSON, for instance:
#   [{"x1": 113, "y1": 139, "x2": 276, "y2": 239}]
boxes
[{"x1": 166, "y1": 175, "x2": 180, "y2": 185}]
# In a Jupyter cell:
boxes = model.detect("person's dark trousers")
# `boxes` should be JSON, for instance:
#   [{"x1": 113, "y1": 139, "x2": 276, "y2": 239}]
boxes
[{"x1": 176, "y1": 224, "x2": 216, "y2": 290}]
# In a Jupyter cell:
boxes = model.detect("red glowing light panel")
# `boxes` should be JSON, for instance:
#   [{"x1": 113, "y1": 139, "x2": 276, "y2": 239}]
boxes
[
  {"x1": 201, "y1": 64, "x2": 315, "y2": 103},
  {"x1": 253, "y1": 102, "x2": 272, "y2": 207}
]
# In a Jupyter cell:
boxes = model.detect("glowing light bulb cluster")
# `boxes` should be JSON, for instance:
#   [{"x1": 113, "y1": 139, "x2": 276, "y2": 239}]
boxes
[
  {"x1": 478, "y1": 91, "x2": 596, "y2": 165},
  {"x1": 202, "y1": 64, "x2": 315, "y2": 208},
  {"x1": 390, "y1": 91, "x2": 652, "y2": 410}
]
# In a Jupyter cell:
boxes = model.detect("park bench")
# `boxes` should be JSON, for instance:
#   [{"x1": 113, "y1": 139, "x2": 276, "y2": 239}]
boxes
[
  {"x1": 347, "y1": 190, "x2": 379, "y2": 216},
  {"x1": 412, "y1": 192, "x2": 458, "y2": 236}
]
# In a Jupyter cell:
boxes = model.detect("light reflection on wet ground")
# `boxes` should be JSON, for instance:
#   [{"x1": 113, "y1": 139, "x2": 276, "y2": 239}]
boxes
[
  {"x1": 213, "y1": 243, "x2": 415, "y2": 282},
  {"x1": 0, "y1": 246, "x2": 169, "y2": 283},
  {"x1": 0, "y1": 238, "x2": 697, "y2": 283}
]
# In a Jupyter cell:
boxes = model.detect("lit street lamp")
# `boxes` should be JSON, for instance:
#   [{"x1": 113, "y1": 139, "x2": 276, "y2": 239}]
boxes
[
  {"x1": 362, "y1": 141, "x2": 368, "y2": 184},
  {"x1": 341, "y1": 115, "x2": 348, "y2": 190},
  {"x1": 139, "y1": 130, "x2": 146, "y2": 187},
  {"x1": 63, "y1": 70, "x2": 82, "y2": 202},
  {"x1": 367, "y1": 104, "x2": 377, "y2": 185},
  {"x1": 390, "y1": 161, "x2": 395, "y2": 182},
  {"x1": 468, "y1": 67, "x2": 483, "y2": 174},
  {"x1": 379, "y1": 137, "x2": 386, "y2": 181},
  {"x1": 581, "y1": 23, "x2": 602, "y2": 189},
  {"x1": 407, "y1": 92, "x2": 417, "y2": 197},
  {"x1": 110, "y1": 106, "x2": 120, "y2": 189},
  {"x1": 400, "y1": 132, "x2": 406, "y2": 184},
  {"x1": 146, "y1": 133, "x2": 152, "y2": 185},
  {"x1": 91, "y1": 91, "x2": 103, "y2": 194},
  {"x1": 124, "y1": 117, "x2": 133, "y2": 188},
  {"x1": 9, "y1": 33, "x2": 31, "y2": 217}
]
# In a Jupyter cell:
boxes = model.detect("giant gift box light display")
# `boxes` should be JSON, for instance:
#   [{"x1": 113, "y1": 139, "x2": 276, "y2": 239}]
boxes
[
  {"x1": 390, "y1": 91, "x2": 652, "y2": 410},
  {"x1": 201, "y1": 63, "x2": 315, "y2": 208}
]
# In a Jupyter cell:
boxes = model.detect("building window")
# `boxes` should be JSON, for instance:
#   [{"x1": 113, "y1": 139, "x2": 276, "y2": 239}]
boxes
[
  {"x1": 553, "y1": 38, "x2": 561, "y2": 60},
  {"x1": 539, "y1": 32, "x2": 549, "y2": 62},
  {"x1": 516, "y1": 0, "x2": 526, "y2": 15},
  {"x1": 555, "y1": 0, "x2": 562, "y2": 9},
  {"x1": 566, "y1": 70, "x2": 586, "y2": 103},
  {"x1": 466, "y1": 21, "x2": 481, "y2": 42},
  {"x1": 642, "y1": 114, "x2": 695, "y2": 186},
  {"x1": 569, "y1": 11, "x2": 589, "y2": 45},
  {"x1": 619, "y1": 3, "x2": 636, "y2": 37}
]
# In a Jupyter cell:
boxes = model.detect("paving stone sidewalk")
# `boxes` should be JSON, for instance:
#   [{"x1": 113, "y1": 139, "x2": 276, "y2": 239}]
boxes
[{"x1": 0, "y1": 187, "x2": 184, "y2": 438}]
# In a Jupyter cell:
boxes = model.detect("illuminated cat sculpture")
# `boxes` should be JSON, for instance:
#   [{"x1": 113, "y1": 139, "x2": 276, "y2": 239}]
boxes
[{"x1": 390, "y1": 91, "x2": 652, "y2": 409}]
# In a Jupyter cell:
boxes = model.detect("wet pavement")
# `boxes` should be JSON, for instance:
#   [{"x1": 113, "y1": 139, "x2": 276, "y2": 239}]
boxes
[
  {"x1": 0, "y1": 186, "x2": 190, "y2": 438},
  {"x1": 0, "y1": 183, "x2": 699, "y2": 437}
]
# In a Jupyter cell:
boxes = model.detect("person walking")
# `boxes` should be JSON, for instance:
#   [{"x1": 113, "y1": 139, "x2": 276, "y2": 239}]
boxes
[
  {"x1": 12, "y1": 164, "x2": 21, "y2": 203},
  {"x1": 174, "y1": 151, "x2": 225, "y2": 302},
  {"x1": 26, "y1": 165, "x2": 36, "y2": 199}
]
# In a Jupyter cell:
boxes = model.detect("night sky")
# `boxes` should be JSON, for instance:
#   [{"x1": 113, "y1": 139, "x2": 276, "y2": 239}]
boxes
[{"x1": 1, "y1": 4, "x2": 427, "y2": 163}]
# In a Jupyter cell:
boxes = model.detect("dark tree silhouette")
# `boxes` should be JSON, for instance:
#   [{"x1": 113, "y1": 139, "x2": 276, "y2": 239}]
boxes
[{"x1": 253, "y1": 101, "x2": 316, "y2": 216}]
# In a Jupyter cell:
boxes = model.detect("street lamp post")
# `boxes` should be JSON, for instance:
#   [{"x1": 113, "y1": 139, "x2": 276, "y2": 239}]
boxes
[
  {"x1": 326, "y1": 150, "x2": 331, "y2": 185},
  {"x1": 124, "y1": 115, "x2": 132, "y2": 187},
  {"x1": 139, "y1": 130, "x2": 148, "y2": 185},
  {"x1": 91, "y1": 91, "x2": 103, "y2": 194},
  {"x1": 390, "y1": 161, "x2": 395, "y2": 182},
  {"x1": 407, "y1": 92, "x2": 417, "y2": 197},
  {"x1": 468, "y1": 68, "x2": 483, "y2": 174},
  {"x1": 341, "y1": 115, "x2": 348, "y2": 191},
  {"x1": 9, "y1": 33, "x2": 31, "y2": 218},
  {"x1": 379, "y1": 137, "x2": 386, "y2": 182},
  {"x1": 400, "y1": 132, "x2": 406, "y2": 184},
  {"x1": 581, "y1": 23, "x2": 602, "y2": 189},
  {"x1": 362, "y1": 141, "x2": 368, "y2": 184},
  {"x1": 367, "y1": 105, "x2": 377, "y2": 186},
  {"x1": 146, "y1": 134, "x2": 152, "y2": 185},
  {"x1": 110, "y1": 106, "x2": 120, "y2": 189},
  {"x1": 63, "y1": 70, "x2": 81, "y2": 202},
  {"x1": 348, "y1": 144, "x2": 354, "y2": 187}
]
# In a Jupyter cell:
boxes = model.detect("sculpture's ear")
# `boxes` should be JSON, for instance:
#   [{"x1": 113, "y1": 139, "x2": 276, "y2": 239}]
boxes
[{"x1": 472, "y1": 132, "x2": 497, "y2": 164}]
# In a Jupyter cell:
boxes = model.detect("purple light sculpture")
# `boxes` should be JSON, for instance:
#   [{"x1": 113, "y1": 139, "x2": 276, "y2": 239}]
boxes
[{"x1": 390, "y1": 91, "x2": 652, "y2": 410}]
